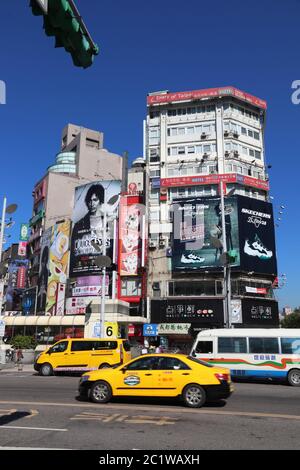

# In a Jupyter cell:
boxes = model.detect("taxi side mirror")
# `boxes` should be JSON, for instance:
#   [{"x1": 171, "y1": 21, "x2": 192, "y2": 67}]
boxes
[{"x1": 121, "y1": 367, "x2": 127, "y2": 374}]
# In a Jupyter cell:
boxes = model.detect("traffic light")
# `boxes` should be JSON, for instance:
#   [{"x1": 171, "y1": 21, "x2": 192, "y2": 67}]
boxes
[
  {"x1": 29, "y1": 0, "x2": 99, "y2": 68},
  {"x1": 227, "y1": 250, "x2": 237, "y2": 264}
]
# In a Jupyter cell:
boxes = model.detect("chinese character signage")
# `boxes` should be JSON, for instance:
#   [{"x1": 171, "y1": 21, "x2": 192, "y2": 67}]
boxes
[
  {"x1": 151, "y1": 299, "x2": 224, "y2": 325},
  {"x1": 241, "y1": 299, "x2": 279, "y2": 326}
]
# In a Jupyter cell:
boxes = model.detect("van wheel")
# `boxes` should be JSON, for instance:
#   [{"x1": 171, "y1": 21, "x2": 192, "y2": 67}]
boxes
[
  {"x1": 287, "y1": 369, "x2": 300, "y2": 386},
  {"x1": 39, "y1": 363, "x2": 53, "y2": 377},
  {"x1": 99, "y1": 363, "x2": 111, "y2": 369},
  {"x1": 90, "y1": 381, "x2": 112, "y2": 403},
  {"x1": 182, "y1": 384, "x2": 206, "y2": 408}
]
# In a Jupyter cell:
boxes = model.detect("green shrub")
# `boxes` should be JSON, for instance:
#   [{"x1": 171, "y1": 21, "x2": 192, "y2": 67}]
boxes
[{"x1": 11, "y1": 335, "x2": 37, "y2": 350}]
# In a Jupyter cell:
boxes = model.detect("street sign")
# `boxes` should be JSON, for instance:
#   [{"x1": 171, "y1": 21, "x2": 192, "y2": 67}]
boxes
[
  {"x1": 143, "y1": 324, "x2": 158, "y2": 337},
  {"x1": 34, "y1": 0, "x2": 48, "y2": 14}
]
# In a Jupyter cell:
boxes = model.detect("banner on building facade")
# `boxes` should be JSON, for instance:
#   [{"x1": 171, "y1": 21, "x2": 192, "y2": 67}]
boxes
[
  {"x1": 119, "y1": 197, "x2": 142, "y2": 276},
  {"x1": 72, "y1": 275, "x2": 109, "y2": 297},
  {"x1": 45, "y1": 221, "x2": 70, "y2": 315},
  {"x1": 5, "y1": 259, "x2": 29, "y2": 311},
  {"x1": 70, "y1": 180, "x2": 121, "y2": 278},
  {"x1": 172, "y1": 196, "x2": 240, "y2": 271},
  {"x1": 36, "y1": 227, "x2": 52, "y2": 314},
  {"x1": 237, "y1": 196, "x2": 277, "y2": 275},
  {"x1": 151, "y1": 299, "x2": 224, "y2": 325}
]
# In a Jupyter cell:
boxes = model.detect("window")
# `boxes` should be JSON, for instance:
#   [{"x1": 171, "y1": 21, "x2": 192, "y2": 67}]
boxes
[
  {"x1": 248, "y1": 130, "x2": 253, "y2": 138},
  {"x1": 121, "y1": 278, "x2": 142, "y2": 297},
  {"x1": 241, "y1": 127, "x2": 247, "y2": 135},
  {"x1": 249, "y1": 337, "x2": 279, "y2": 354},
  {"x1": 255, "y1": 150, "x2": 261, "y2": 159},
  {"x1": 155, "y1": 357, "x2": 190, "y2": 370},
  {"x1": 254, "y1": 131, "x2": 260, "y2": 140},
  {"x1": 178, "y1": 146, "x2": 185, "y2": 155},
  {"x1": 94, "y1": 341, "x2": 118, "y2": 350},
  {"x1": 195, "y1": 341, "x2": 213, "y2": 354},
  {"x1": 125, "y1": 356, "x2": 160, "y2": 370},
  {"x1": 178, "y1": 127, "x2": 185, "y2": 135},
  {"x1": 71, "y1": 341, "x2": 95, "y2": 351},
  {"x1": 218, "y1": 337, "x2": 247, "y2": 353},
  {"x1": 281, "y1": 338, "x2": 300, "y2": 354},
  {"x1": 49, "y1": 341, "x2": 68, "y2": 353}
]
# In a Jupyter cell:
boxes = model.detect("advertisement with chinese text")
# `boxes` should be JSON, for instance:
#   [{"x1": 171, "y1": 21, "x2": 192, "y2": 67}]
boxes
[
  {"x1": 151, "y1": 299, "x2": 224, "y2": 325},
  {"x1": 70, "y1": 180, "x2": 121, "y2": 277}
]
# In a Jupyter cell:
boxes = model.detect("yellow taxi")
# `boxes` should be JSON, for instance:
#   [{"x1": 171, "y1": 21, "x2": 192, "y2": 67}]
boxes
[{"x1": 78, "y1": 353, "x2": 234, "y2": 408}]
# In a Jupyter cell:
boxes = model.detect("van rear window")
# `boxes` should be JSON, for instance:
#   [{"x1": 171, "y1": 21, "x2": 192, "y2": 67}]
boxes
[
  {"x1": 71, "y1": 341, "x2": 95, "y2": 352},
  {"x1": 122, "y1": 340, "x2": 131, "y2": 352},
  {"x1": 94, "y1": 341, "x2": 118, "y2": 350}
]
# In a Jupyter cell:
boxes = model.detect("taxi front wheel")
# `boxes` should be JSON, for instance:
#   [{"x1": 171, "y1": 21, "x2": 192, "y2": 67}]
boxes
[
  {"x1": 90, "y1": 380, "x2": 112, "y2": 404},
  {"x1": 182, "y1": 384, "x2": 206, "y2": 408}
]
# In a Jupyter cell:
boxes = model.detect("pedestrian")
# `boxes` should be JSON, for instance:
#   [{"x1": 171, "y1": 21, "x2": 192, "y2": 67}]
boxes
[
  {"x1": 16, "y1": 348, "x2": 23, "y2": 369},
  {"x1": 155, "y1": 344, "x2": 162, "y2": 354}
]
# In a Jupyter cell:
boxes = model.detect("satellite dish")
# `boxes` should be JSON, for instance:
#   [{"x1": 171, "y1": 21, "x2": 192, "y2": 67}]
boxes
[
  {"x1": 6, "y1": 203, "x2": 17, "y2": 214},
  {"x1": 210, "y1": 236, "x2": 223, "y2": 249},
  {"x1": 94, "y1": 256, "x2": 112, "y2": 268}
]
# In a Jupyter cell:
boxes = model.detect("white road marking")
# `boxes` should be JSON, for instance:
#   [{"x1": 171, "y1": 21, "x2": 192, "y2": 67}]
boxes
[{"x1": 0, "y1": 425, "x2": 67, "y2": 431}]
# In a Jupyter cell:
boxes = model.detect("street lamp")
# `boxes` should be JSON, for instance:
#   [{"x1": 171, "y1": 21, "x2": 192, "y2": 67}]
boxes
[
  {"x1": 218, "y1": 186, "x2": 235, "y2": 328},
  {"x1": 91, "y1": 193, "x2": 120, "y2": 338}
]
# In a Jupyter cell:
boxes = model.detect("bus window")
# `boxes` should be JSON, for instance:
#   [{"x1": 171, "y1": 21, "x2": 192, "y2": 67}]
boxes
[
  {"x1": 249, "y1": 337, "x2": 279, "y2": 354},
  {"x1": 218, "y1": 337, "x2": 247, "y2": 353},
  {"x1": 195, "y1": 341, "x2": 213, "y2": 354},
  {"x1": 281, "y1": 338, "x2": 300, "y2": 355}
]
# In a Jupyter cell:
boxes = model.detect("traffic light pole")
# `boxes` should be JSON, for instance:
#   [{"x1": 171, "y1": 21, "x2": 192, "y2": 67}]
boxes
[
  {"x1": 220, "y1": 184, "x2": 231, "y2": 328},
  {"x1": 100, "y1": 208, "x2": 107, "y2": 339}
]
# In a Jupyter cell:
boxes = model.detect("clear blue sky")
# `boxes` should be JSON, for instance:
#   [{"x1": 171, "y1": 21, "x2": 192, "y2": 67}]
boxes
[{"x1": 0, "y1": 0, "x2": 299, "y2": 309}]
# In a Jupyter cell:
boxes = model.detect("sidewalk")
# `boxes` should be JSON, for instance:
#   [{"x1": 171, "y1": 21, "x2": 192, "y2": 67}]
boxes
[{"x1": 0, "y1": 363, "x2": 35, "y2": 373}]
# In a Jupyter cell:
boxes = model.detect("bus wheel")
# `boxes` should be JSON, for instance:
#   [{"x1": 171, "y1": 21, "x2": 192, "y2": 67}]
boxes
[
  {"x1": 182, "y1": 384, "x2": 206, "y2": 408},
  {"x1": 99, "y1": 363, "x2": 110, "y2": 369},
  {"x1": 287, "y1": 369, "x2": 300, "y2": 386},
  {"x1": 39, "y1": 363, "x2": 53, "y2": 376}
]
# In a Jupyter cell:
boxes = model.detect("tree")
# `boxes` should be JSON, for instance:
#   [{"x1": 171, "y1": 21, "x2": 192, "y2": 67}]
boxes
[{"x1": 281, "y1": 309, "x2": 300, "y2": 328}]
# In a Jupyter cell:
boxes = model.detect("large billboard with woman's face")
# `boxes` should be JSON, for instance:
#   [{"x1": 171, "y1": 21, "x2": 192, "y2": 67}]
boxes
[{"x1": 69, "y1": 180, "x2": 121, "y2": 278}]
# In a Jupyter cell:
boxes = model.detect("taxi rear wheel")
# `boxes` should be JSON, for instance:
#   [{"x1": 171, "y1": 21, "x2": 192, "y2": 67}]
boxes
[
  {"x1": 90, "y1": 380, "x2": 112, "y2": 404},
  {"x1": 182, "y1": 384, "x2": 206, "y2": 408}
]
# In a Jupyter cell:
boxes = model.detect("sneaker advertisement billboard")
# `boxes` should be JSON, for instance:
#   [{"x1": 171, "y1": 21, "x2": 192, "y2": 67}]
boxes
[
  {"x1": 69, "y1": 180, "x2": 121, "y2": 277},
  {"x1": 237, "y1": 196, "x2": 277, "y2": 276},
  {"x1": 172, "y1": 196, "x2": 240, "y2": 271},
  {"x1": 172, "y1": 195, "x2": 277, "y2": 275}
]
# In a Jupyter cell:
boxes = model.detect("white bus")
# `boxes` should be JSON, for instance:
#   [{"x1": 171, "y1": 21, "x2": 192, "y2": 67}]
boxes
[{"x1": 190, "y1": 328, "x2": 300, "y2": 386}]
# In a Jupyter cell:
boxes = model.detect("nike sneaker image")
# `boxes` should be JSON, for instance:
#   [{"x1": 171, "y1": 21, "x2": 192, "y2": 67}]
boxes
[
  {"x1": 181, "y1": 253, "x2": 205, "y2": 264},
  {"x1": 244, "y1": 235, "x2": 273, "y2": 260}
]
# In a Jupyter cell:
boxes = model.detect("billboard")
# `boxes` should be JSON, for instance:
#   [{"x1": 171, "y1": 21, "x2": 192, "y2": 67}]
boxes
[
  {"x1": 36, "y1": 227, "x2": 52, "y2": 314},
  {"x1": 72, "y1": 275, "x2": 109, "y2": 297},
  {"x1": 70, "y1": 180, "x2": 121, "y2": 277},
  {"x1": 5, "y1": 259, "x2": 29, "y2": 311},
  {"x1": 151, "y1": 299, "x2": 224, "y2": 325},
  {"x1": 45, "y1": 221, "x2": 70, "y2": 315},
  {"x1": 119, "y1": 197, "x2": 142, "y2": 276},
  {"x1": 241, "y1": 299, "x2": 279, "y2": 326},
  {"x1": 172, "y1": 195, "x2": 277, "y2": 276},
  {"x1": 172, "y1": 196, "x2": 239, "y2": 271},
  {"x1": 237, "y1": 196, "x2": 277, "y2": 275}
]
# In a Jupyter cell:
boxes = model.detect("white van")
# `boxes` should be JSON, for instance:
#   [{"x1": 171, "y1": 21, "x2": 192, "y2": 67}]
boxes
[{"x1": 190, "y1": 328, "x2": 300, "y2": 386}]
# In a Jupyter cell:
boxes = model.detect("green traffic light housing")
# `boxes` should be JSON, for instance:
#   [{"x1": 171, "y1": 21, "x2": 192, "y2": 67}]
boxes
[
  {"x1": 227, "y1": 250, "x2": 237, "y2": 264},
  {"x1": 30, "y1": 0, "x2": 99, "y2": 69}
]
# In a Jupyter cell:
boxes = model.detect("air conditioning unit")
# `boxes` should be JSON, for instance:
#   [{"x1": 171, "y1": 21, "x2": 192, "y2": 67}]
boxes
[
  {"x1": 149, "y1": 240, "x2": 157, "y2": 249},
  {"x1": 201, "y1": 132, "x2": 207, "y2": 139},
  {"x1": 225, "y1": 151, "x2": 230, "y2": 157},
  {"x1": 224, "y1": 130, "x2": 229, "y2": 137},
  {"x1": 202, "y1": 152, "x2": 209, "y2": 159},
  {"x1": 234, "y1": 150, "x2": 239, "y2": 156},
  {"x1": 233, "y1": 132, "x2": 239, "y2": 138}
]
